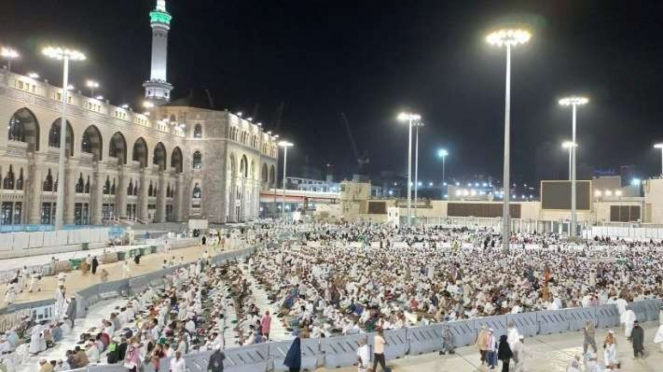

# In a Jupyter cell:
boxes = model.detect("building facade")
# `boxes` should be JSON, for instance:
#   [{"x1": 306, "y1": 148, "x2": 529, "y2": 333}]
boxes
[{"x1": 0, "y1": 0, "x2": 278, "y2": 226}]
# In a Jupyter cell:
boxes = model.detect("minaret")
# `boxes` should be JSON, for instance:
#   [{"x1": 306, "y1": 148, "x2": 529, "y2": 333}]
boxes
[{"x1": 143, "y1": 0, "x2": 173, "y2": 104}]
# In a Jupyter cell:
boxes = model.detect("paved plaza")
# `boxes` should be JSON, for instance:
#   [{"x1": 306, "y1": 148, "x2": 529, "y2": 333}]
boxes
[
  {"x1": 334, "y1": 324, "x2": 662, "y2": 372},
  {"x1": 0, "y1": 241, "x2": 227, "y2": 308}
]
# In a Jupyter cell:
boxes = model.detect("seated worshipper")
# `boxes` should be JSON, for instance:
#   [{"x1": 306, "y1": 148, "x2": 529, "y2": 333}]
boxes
[
  {"x1": 74, "y1": 345, "x2": 89, "y2": 367},
  {"x1": 85, "y1": 339, "x2": 100, "y2": 363}
]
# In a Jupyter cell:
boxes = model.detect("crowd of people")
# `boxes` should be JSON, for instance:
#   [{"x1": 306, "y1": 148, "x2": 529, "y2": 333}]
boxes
[{"x1": 2, "y1": 222, "x2": 663, "y2": 371}]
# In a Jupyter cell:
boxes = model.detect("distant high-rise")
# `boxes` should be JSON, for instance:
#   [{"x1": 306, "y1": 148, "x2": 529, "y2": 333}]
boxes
[{"x1": 143, "y1": 0, "x2": 173, "y2": 103}]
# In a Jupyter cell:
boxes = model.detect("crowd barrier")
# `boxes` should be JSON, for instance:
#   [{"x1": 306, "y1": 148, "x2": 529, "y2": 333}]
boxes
[
  {"x1": 0, "y1": 227, "x2": 110, "y2": 255},
  {"x1": 584, "y1": 225, "x2": 663, "y2": 240},
  {"x1": 90, "y1": 299, "x2": 663, "y2": 372}
]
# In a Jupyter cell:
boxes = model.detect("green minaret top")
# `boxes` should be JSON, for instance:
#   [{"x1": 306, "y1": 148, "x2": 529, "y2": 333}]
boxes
[{"x1": 150, "y1": 0, "x2": 172, "y2": 26}]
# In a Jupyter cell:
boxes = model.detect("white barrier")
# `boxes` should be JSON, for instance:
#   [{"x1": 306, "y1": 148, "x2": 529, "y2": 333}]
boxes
[
  {"x1": 0, "y1": 228, "x2": 111, "y2": 257},
  {"x1": 585, "y1": 226, "x2": 663, "y2": 240}
]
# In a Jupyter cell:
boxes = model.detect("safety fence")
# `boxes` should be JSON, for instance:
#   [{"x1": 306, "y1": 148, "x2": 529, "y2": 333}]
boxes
[
  {"x1": 102, "y1": 299, "x2": 663, "y2": 372},
  {"x1": 583, "y1": 225, "x2": 663, "y2": 240},
  {"x1": 0, "y1": 245, "x2": 256, "y2": 336}
]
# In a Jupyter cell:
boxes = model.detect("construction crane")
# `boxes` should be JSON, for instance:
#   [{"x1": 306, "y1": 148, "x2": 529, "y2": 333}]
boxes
[{"x1": 340, "y1": 112, "x2": 369, "y2": 175}]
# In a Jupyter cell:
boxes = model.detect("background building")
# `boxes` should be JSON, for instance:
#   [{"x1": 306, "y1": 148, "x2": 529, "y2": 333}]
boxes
[{"x1": 0, "y1": 0, "x2": 278, "y2": 226}]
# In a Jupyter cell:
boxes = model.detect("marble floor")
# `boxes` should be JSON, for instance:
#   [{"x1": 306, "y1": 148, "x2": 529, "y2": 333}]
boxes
[{"x1": 334, "y1": 323, "x2": 662, "y2": 372}]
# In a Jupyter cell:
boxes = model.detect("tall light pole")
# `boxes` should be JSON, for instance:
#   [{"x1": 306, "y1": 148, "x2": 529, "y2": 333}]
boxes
[
  {"x1": 562, "y1": 141, "x2": 577, "y2": 180},
  {"x1": 486, "y1": 28, "x2": 531, "y2": 252},
  {"x1": 414, "y1": 121, "x2": 424, "y2": 220},
  {"x1": 559, "y1": 96, "x2": 588, "y2": 238},
  {"x1": 654, "y1": 143, "x2": 663, "y2": 176},
  {"x1": 43, "y1": 47, "x2": 86, "y2": 230},
  {"x1": 438, "y1": 148, "x2": 448, "y2": 182},
  {"x1": 1, "y1": 47, "x2": 19, "y2": 72},
  {"x1": 278, "y1": 141, "x2": 293, "y2": 220},
  {"x1": 86, "y1": 80, "x2": 99, "y2": 97},
  {"x1": 398, "y1": 112, "x2": 421, "y2": 226}
]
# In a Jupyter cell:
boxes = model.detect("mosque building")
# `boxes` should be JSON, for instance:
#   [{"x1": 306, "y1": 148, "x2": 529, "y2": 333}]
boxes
[{"x1": 0, "y1": 0, "x2": 279, "y2": 226}]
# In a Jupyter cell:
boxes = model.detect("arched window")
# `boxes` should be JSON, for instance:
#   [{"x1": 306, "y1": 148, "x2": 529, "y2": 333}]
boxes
[
  {"x1": 75, "y1": 174, "x2": 84, "y2": 193},
  {"x1": 81, "y1": 126, "x2": 103, "y2": 160},
  {"x1": 85, "y1": 176, "x2": 90, "y2": 194},
  {"x1": 193, "y1": 151, "x2": 202, "y2": 169},
  {"x1": 166, "y1": 184, "x2": 171, "y2": 198},
  {"x1": 3, "y1": 166, "x2": 14, "y2": 190},
  {"x1": 153, "y1": 142, "x2": 167, "y2": 171},
  {"x1": 110, "y1": 179, "x2": 116, "y2": 195},
  {"x1": 16, "y1": 169, "x2": 23, "y2": 190},
  {"x1": 132, "y1": 138, "x2": 148, "y2": 168},
  {"x1": 171, "y1": 147, "x2": 183, "y2": 173},
  {"x1": 192, "y1": 183, "x2": 201, "y2": 199},
  {"x1": 193, "y1": 124, "x2": 202, "y2": 138},
  {"x1": 48, "y1": 119, "x2": 74, "y2": 156},
  {"x1": 43, "y1": 170, "x2": 54, "y2": 192},
  {"x1": 133, "y1": 183, "x2": 138, "y2": 196},
  {"x1": 8, "y1": 108, "x2": 40, "y2": 151},
  {"x1": 148, "y1": 182, "x2": 153, "y2": 197},
  {"x1": 127, "y1": 180, "x2": 134, "y2": 196},
  {"x1": 103, "y1": 177, "x2": 111, "y2": 195},
  {"x1": 109, "y1": 132, "x2": 127, "y2": 165},
  {"x1": 240, "y1": 156, "x2": 248, "y2": 178},
  {"x1": 262, "y1": 164, "x2": 268, "y2": 184}
]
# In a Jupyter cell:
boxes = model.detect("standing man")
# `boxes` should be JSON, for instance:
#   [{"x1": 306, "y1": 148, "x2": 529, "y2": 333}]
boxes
[
  {"x1": 356, "y1": 338, "x2": 370, "y2": 372},
  {"x1": 632, "y1": 320, "x2": 645, "y2": 358},
  {"x1": 207, "y1": 344, "x2": 225, "y2": 372},
  {"x1": 122, "y1": 260, "x2": 131, "y2": 279},
  {"x1": 261, "y1": 311, "x2": 272, "y2": 341},
  {"x1": 170, "y1": 350, "x2": 186, "y2": 372},
  {"x1": 91, "y1": 256, "x2": 99, "y2": 275},
  {"x1": 372, "y1": 328, "x2": 388, "y2": 372}
]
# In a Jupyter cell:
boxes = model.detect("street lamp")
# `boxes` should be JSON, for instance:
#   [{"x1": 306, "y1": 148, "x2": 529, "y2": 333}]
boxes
[
  {"x1": 143, "y1": 101, "x2": 155, "y2": 109},
  {"x1": 1, "y1": 47, "x2": 19, "y2": 72},
  {"x1": 561, "y1": 141, "x2": 577, "y2": 180},
  {"x1": 397, "y1": 112, "x2": 421, "y2": 225},
  {"x1": 559, "y1": 96, "x2": 589, "y2": 238},
  {"x1": 278, "y1": 141, "x2": 294, "y2": 220},
  {"x1": 86, "y1": 80, "x2": 99, "y2": 97},
  {"x1": 654, "y1": 143, "x2": 663, "y2": 176},
  {"x1": 413, "y1": 121, "x2": 424, "y2": 220},
  {"x1": 486, "y1": 28, "x2": 531, "y2": 252},
  {"x1": 43, "y1": 46, "x2": 86, "y2": 230},
  {"x1": 27, "y1": 72, "x2": 40, "y2": 79},
  {"x1": 437, "y1": 149, "x2": 449, "y2": 199}
]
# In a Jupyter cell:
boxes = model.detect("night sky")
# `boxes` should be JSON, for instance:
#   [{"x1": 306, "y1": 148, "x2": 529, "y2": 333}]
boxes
[{"x1": 2, "y1": 0, "x2": 663, "y2": 184}]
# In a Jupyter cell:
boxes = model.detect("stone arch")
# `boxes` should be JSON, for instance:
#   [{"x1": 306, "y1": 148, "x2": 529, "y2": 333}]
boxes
[
  {"x1": 109, "y1": 132, "x2": 127, "y2": 165},
  {"x1": 132, "y1": 137, "x2": 148, "y2": 168},
  {"x1": 8, "y1": 108, "x2": 40, "y2": 152},
  {"x1": 153, "y1": 142, "x2": 167, "y2": 171},
  {"x1": 48, "y1": 119, "x2": 74, "y2": 157},
  {"x1": 81, "y1": 125, "x2": 103, "y2": 161},
  {"x1": 269, "y1": 164, "x2": 276, "y2": 186},
  {"x1": 261, "y1": 163, "x2": 268, "y2": 183},
  {"x1": 240, "y1": 155, "x2": 248, "y2": 178},
  {"x1": 171, "y1": 146, "x2": 183, "y2": 173}
]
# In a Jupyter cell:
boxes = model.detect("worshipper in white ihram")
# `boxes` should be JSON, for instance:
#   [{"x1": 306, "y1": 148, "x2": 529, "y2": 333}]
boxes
[
  {"x1": 29, "y1": 323, "x2": 47, "y2": 355},
  {"x1": 654, "y1": 322, "x2": 663, "y2": 353},
  {"x1": 356, "y1": 338, "x2": 370, "y2": 372},
  {"x1": 54, "y1": 285, "x2": 66, "y2": 321},
  {"x1": 512, "y1": 335, "x2": 528, "y2": 372},
  {"x1": 122, "y1": 260, "x2": 131, "y2": 279},
  {"x1": 507, "y1": 322, "x2": 521, "y2": 351},
  {"x1": 620, "y1": 307, "x2": 636, "y2": 340}
]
